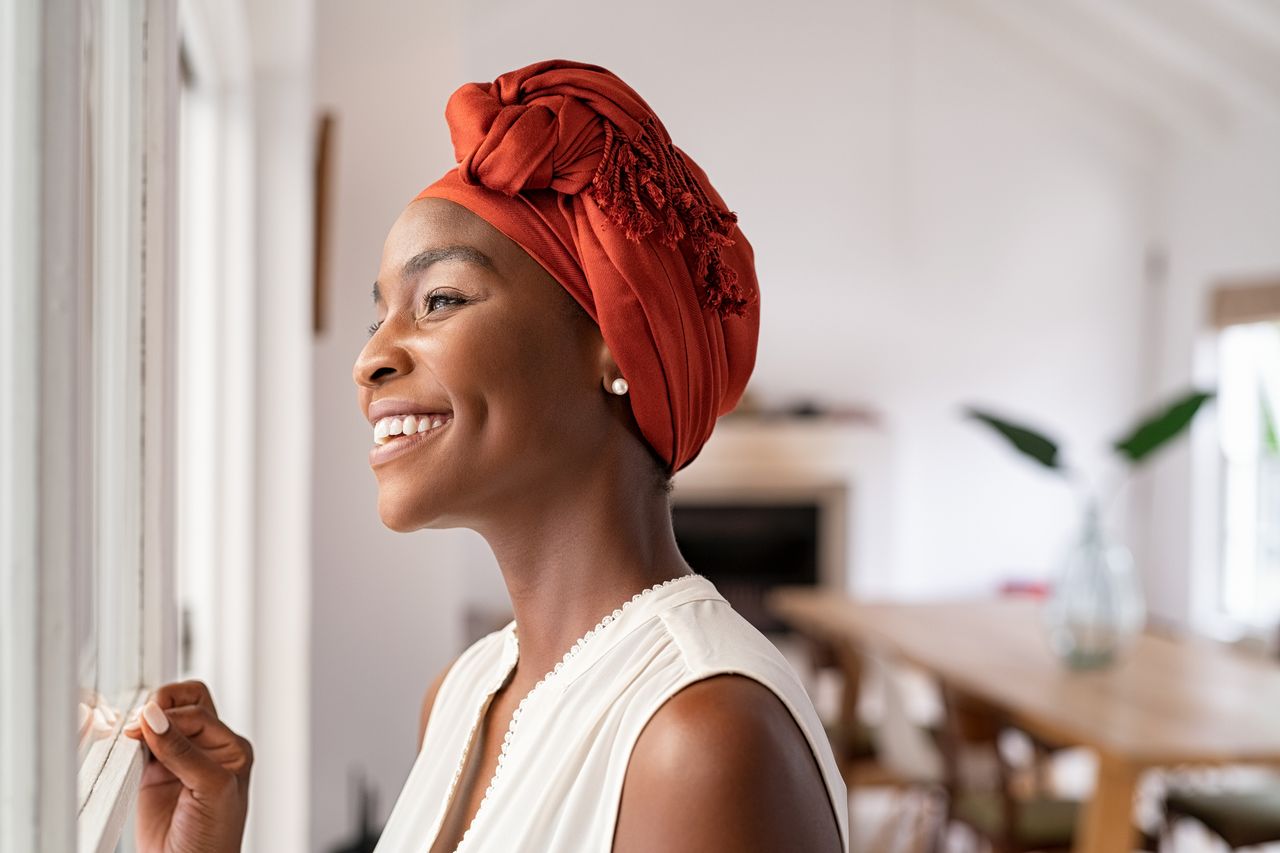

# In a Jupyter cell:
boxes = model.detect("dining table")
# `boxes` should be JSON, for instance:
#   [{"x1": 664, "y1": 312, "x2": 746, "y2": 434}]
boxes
[{"x1": 765, "y1": 587, "x2": 1280, "y2": 853}]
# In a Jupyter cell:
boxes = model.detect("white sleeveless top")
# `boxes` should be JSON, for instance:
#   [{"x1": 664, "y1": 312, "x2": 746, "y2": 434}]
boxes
[{"x1": 373, "y1": 573, "x2": 850, "y2": 852}]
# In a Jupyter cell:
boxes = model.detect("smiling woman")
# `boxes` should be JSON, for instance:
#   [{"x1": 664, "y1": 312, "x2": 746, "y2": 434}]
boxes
[{"x1": 133, "y1": 58, "x2": 850, "y2": 853}]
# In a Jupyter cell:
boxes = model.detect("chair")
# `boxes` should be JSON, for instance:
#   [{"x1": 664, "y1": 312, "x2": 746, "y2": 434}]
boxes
[
  {"x1": 797, "y1": 631, "x2": 946, "y2": 851},
  {"x1": 858, "y1": 646, "x2": 949, "y2": 851},
  {"x1": 933, "y1": 684, "x2": 1080, "y2": 853},
  {"x1": 1154, "y1": 630, "x2": 1280, "y2": 849},
  {"x1": 799, "y1": 632, "x2": 878, "y2": 774},
  {"x1": 1161, "y1": 781, "x2": 1280, "y2": 849}
]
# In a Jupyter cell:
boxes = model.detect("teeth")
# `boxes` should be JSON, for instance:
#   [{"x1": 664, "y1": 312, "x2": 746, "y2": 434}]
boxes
[{"x1": 371, "y1": 413, "x2": 450, "y2": 446}]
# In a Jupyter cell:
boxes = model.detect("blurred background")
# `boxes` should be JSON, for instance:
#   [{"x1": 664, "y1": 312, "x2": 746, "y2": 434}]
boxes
[{"x1": 14, "y1": 0, "x2": 1277, "y2": 851}]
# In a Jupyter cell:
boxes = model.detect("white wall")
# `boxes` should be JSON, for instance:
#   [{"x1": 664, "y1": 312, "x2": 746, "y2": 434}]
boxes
[{"x1": 310, "y1": 0, "x2": 1207, "y2": 847}]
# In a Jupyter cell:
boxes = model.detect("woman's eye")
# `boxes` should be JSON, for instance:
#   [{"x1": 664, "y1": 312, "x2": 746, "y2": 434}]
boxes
[
  {"x1": 366, "y1": 293, "x2": 464, "y2": 336},
  {"x1": 420, "y1": 291, "x2": 464, "y2": 316}
]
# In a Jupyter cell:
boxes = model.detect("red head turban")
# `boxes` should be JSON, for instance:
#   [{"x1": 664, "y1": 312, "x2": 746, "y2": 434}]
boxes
[{"x1": 414, "y1": 59, "x2": 760, "y2": 476}]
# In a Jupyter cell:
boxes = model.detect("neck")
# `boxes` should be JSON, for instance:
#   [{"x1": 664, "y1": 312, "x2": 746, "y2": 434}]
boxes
[{"x1": 474, "y1": 457, "x2": 690, "y2": 688}]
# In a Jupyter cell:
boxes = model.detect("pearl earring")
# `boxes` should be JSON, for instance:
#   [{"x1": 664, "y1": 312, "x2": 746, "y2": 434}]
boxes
[{"x1": 610, "y1": 377, "x2": 629, "y2": 395}]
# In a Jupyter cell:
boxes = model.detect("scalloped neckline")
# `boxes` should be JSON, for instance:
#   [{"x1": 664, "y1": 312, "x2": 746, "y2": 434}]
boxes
[{"x1": 439, "y1": 572, "x2": 705, "y2": 853}]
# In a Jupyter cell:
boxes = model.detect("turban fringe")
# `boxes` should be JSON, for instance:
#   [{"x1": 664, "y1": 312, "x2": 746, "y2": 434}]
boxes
[{"x1": 415, "y1": 59, "x2": 760, "y2": 475}]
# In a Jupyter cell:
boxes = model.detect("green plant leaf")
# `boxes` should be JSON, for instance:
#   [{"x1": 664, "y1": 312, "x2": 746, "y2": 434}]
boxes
[
  {"x1": 1112, "y1": 389, "x2": 1214, "y2": 464},
  {"x1": 964, "y1": 408, "x2": 1061, "y2": 471}
]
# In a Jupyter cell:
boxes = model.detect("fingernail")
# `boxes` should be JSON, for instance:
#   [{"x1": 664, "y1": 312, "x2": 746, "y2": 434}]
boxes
[{"x1": 141, "y1": 701, "x2": 169, "y2": 735}]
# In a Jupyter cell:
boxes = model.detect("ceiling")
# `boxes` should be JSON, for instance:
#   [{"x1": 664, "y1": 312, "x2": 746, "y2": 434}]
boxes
[{"x1": 945, "y1": 0, "x2": 1280, "y2": 139}]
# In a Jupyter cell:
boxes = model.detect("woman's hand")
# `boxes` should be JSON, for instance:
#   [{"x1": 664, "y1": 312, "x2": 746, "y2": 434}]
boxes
[{"x1": 123, "y1": 680, "x2": 252, "y2": 853}]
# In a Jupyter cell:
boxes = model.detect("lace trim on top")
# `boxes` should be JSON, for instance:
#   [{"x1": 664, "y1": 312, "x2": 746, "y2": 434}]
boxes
[{"x1": 446, "y1": 573, "x2": 703, "y2": 852}]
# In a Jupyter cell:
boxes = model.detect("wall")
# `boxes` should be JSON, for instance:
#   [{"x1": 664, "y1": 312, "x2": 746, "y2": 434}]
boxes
[{"x1": 311, "y1": 0, "x2": 1165, "y2": 846}]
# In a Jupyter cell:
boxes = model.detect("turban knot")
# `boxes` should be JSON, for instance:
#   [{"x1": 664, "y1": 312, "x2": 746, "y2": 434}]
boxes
[
  {"x1": 446, "y1": 61, "x2": 751, "y2": 318},
  {"x1": 416, "y1": 59, "x2": 760, "y2": 475}
]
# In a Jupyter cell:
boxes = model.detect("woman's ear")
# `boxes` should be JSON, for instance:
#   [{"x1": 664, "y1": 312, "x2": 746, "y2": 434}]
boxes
[{"x1": 595, "y1": 339, "x2": 629, "y2": 395}]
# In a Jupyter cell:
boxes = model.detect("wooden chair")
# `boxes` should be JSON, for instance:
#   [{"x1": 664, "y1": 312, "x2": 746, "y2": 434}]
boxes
[
  {"x1": 933, "y1": 684, "x2": 1080, "y2": 853},
  {"x1": 800, "y1": 632, "x2": 879, "y2": 775},
  {"x1": 858, "y1": 646, "x2": 949, "y2": 852},
  {"x1": 797, "y1": 631, "x2": 946, "y2": 851},
  {"x1": 1160, "y1": 780, "x2": 1280, "y2": 849},
  {"x1": 1154, "y1": 627, "x2": 1280, "y2": 849}
]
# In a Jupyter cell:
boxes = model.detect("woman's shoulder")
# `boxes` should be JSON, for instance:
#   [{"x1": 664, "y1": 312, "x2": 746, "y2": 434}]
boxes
[
  {"x1": 609, "y1": 594, "x2": 849, "y2": 851},
  {"x1": 612, "y1": 663, "x2": 845, "y2": 851}
]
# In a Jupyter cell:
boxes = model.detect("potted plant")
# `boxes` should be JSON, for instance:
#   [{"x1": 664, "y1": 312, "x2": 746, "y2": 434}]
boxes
[{"x1": 965, "y1": 389, "x2": 1214, "y2": 669}]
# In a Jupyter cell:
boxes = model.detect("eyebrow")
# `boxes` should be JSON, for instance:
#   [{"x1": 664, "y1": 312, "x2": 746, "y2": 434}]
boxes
[{"x1": 372, "y1": 244, "x2": 495, "y2": 304}]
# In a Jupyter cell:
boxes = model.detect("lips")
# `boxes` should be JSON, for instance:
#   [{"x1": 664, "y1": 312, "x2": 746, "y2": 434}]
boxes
[
  {"x1": 367, "y1": 412, "x2": 453, "y2": 468},
  {"x1": 365, "y1": 397, "x2": 455, "y2": 468}
]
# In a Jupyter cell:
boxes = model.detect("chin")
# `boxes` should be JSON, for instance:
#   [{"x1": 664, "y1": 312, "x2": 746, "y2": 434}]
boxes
[
  {"x1": 378, "y1": 512, "x2": 422, "y2": 534},
  {"x1": 376, "y1": 483, "x2": 472, "y2": 532},
  {"x1": 375, "y1": 483, "x2": 435, "y2": 533}
]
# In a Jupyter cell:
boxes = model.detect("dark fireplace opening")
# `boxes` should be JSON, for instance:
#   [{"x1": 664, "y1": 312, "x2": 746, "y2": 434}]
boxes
[{"x1": 671, "y1": 502, "x2": 820, "y2": 634}]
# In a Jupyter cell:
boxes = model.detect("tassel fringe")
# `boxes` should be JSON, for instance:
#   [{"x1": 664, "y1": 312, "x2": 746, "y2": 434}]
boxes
[{"x1": 591, "y1": 119, "x2": 754, "y2": 319}]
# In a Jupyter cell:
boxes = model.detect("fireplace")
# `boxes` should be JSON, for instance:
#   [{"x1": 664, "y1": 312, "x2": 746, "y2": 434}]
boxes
[
  {"x1": 670, "y1": 476, "x2": 849, "y2": 637},
  {"x1": 668, "y1": 415, "x2": 892, "y2": 625},
  {"x1": 673, "y1": 501, "x2": 823, "y2": 633}
]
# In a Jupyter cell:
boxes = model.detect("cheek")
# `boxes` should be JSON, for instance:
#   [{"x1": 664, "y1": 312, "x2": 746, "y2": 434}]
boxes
[
  {"x1": 441, "y1": 308, "x2": 586, "y2": 394},
  {"x1": 450, "y1": 315, "x2": 599, "y2": 445}
]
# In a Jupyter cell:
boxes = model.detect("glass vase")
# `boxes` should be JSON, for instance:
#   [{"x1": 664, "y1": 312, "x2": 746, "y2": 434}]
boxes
[{"x1": 1043, "y1": 500, "x2": 1146, "y2": 670}]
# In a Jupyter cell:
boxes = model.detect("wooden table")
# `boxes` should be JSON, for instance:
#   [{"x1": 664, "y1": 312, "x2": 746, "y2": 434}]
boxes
[{"x1": 767, "y1": 588, "x2": 1280, "y2": 853}]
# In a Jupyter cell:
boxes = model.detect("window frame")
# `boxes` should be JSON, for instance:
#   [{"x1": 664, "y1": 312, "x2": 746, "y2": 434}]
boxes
[
  {"x1": 0, "y1": 2, "x2": 75, "y2": 851},
  {"x1": 1192, "y1": 278, "x2": 1280, "y2": 643},
  {"x1": 0, "y1": 0, "x2": 179, "y2": 850},
  {"x1": 3, "y1": 1, "x2": 312, "y2": 849}
]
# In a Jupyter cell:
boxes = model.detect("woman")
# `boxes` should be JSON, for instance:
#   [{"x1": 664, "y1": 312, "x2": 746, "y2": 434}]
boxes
[{"x1": 126, "y1": 59, "x2": 849, "y2": 852}]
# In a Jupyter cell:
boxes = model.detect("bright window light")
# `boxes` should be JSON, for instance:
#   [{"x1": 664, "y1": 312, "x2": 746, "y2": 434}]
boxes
[{"x1": 1217, "y1": 320, "x2": 1280, "y2": 629}]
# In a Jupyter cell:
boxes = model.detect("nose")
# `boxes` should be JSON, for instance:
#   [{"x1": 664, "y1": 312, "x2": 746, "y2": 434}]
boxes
[{"x1": 353, "y1": 329, "x2": 414, "y2": 389}]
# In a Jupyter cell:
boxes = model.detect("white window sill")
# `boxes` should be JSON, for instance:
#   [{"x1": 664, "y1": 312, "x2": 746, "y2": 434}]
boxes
[{"x1": 78, "y1": 690, "x2": 147, "y2": 853}]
